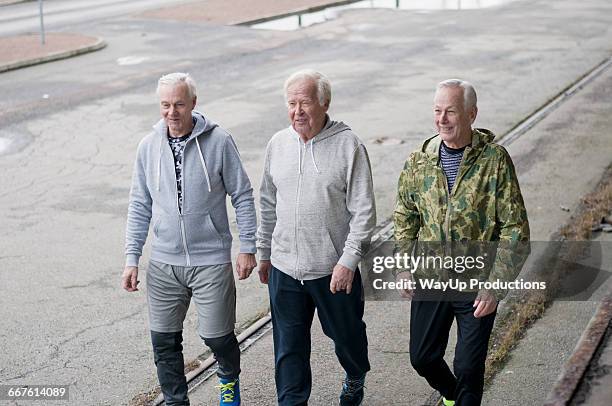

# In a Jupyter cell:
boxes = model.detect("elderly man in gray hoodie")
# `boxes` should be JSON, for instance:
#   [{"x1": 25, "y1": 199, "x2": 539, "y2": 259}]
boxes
[
  {"x1": 257, "y1": 69, "x2": 376, "y2": 406},
  {"x1": 122, "y1": 72, "x2": 256, "y2": 406}
]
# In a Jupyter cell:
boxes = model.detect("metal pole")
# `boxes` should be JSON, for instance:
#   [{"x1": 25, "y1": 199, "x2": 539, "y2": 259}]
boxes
[{"x1": 38, "y1": 0, "x2": 45, "y2": 45}]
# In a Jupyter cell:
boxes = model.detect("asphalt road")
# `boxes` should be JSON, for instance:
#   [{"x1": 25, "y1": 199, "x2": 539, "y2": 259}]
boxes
[
  {"x1": 0, "y1": 0, "x2": 611, "y2": 404},
  {"x1": 0, "y1": 0, "x2": 192, "y2": 36}
]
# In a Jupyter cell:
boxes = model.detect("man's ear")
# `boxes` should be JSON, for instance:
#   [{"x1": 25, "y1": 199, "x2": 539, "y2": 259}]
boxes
[
  {"x1": 192, "y1": 96, "x2": 197, "y2": 109},
  {"x1": 470, "y1": 106, "x2": 478, "y2": 124}
]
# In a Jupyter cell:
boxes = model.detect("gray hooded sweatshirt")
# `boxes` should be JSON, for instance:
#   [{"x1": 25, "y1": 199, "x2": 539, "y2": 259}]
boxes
[
  {"x1": 125, "y1": 111, "x2": 256, "y2": 267},
  {"x1": 257, "y1": 119, "x2": 376, "y2": 280}
]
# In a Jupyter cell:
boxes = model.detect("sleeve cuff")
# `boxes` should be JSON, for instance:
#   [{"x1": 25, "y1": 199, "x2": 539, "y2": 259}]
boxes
[
  {"x1": 239, "y1": 239, "x2": 257, "y2": 254},
  {"x1": 479, "y1": 288, "x2": 507, "y2": 302},
  {"x1": 338, "y1": 251, "x2": 361, "y2": 272},
  {"x1": 125, "y1": 254, "x2": 140, "y2": 268},
  {"x1": 258, "y1": 247, "x2": 271, "y2": 261}
]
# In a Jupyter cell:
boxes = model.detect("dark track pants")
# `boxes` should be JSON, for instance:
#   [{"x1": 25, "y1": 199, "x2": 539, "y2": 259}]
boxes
[
  {"x1": 151, "y1": 331, "x2": 190, "y2": 406},
  {"x1": 268, "y1": 266, "x2": 370, "y2": 406},
  {"x1": 409, "y1": 299, "x2": 496, "y2": 406},
  {"x1": 151, "y1": 330, "x2": 240, "y2": 406}
]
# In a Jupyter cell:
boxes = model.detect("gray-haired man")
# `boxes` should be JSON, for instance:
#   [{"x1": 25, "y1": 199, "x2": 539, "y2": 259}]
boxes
[
  {"x1": 257, "y1": 69, "x2": 376, "y2": 405},
  {"x1": 394, "y1": 79, "x2": 529, "y2": 406},
  {"x1": 122, "y1": 72, "x2": 257, "y2": 406}
]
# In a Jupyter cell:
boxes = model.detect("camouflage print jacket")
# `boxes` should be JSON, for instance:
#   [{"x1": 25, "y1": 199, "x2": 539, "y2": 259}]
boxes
[{"x1": 393, "y1": 128, "x2": 530, "y2": 299}]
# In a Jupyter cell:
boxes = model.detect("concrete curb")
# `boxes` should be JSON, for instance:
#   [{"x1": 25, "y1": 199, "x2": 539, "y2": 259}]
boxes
[
  {"x1": 234, "y1": 0, "x2": 362, "y2": 26},
  {"x1": 543, "y1": 294, "x2": 612, "y2": 405},
  {"x1": 0, "y1": 37, "x2": 107, "y2": 73}
]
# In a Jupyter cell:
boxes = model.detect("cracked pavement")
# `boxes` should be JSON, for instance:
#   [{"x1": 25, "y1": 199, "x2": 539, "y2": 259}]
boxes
[{"x1": 0, "y1": 0, "x2": 611, "y2": 404}]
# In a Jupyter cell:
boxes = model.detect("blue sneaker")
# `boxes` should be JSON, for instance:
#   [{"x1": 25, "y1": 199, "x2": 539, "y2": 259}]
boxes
[
  {"x1": 216, "y1": 377, "x2": 240, "y2": 405},
  {"x1": 339, "y1": 374, "x2": 365, "y2": 405}
]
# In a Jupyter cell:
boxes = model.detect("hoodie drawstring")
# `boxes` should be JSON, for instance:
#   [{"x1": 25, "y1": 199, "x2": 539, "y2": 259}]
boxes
[
  {"x1": 310, "y1": 138, "x2": 320, "y2": 174},
  {"x1": 195, "y1": 138, "x2": 212, "y2": 193},
  {"x1": 297, "y1": 138, "x2": 302, "y2": 174},
  {"x1": 156, "y1": 140, "x2": 162, "y2": 191},
  {"x1": 296, "y1": 138, "x2": 321, "y2": 174}
]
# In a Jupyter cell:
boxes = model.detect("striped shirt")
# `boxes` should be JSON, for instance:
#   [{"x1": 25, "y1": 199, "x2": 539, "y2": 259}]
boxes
[{"x1": 440, "y1": 142, "x2": 466, "y2": 193}]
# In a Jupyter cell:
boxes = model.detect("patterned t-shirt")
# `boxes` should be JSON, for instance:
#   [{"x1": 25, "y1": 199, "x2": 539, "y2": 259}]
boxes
[{"x1": 167, "y1": 133, "x2": 191, "y2": 212}]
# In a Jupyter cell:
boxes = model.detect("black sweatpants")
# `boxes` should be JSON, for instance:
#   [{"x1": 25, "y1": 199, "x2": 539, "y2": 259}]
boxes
[
  {"x1": 268, "y1": 266, "x2": 370, "y2": 406},
  {"x1": 409, "y1": 298, "x2": 496, "y2": 406},
  {"x1": 151, "y1": 330, "x2": 240, "y2": 406}
]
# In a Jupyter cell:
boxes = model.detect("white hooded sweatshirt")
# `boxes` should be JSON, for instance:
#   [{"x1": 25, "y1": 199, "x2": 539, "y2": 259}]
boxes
[{"x1": 256, "y1": 119, "x2": 376, "y2": 280}]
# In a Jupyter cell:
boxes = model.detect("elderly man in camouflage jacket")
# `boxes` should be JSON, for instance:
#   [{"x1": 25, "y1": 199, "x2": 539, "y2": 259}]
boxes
[{"x1": 393, "y1": 79, "x2": 529, "y2": 406}]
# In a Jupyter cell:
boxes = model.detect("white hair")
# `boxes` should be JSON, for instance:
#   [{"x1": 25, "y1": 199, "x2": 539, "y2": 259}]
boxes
[
  {"x1": 284, "y1": 69, "x2": 331, "y2": 107},
  {"x1": 436, "y1": 79, "x2": 477, "y2": 110},
  {"x1": 157, "y1": 72, "x2": 197, "y2": 99}
]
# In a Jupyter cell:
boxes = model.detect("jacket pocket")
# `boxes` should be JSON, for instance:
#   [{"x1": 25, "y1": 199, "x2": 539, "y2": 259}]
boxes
[
  {"x1": 152, "y1": 214, "x2": 182, "y2": 252},
  {"x1": 183, "y1": 213, "x2": 230, "y2": 252},
  {"x1": 271, "y1": 226, "x2": 292, "y2": 255},
  {"x1": 299, "y1": 227, "x2": 341, "y2": 271}
]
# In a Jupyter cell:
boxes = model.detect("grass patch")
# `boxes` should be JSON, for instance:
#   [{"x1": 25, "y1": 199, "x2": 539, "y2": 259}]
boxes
[
  {"x1": 129, "y1": 386, "x2": 161, "y2": 406},
  {"x1": 485, "y1": 292, "x2": 547, "y2": 382},
  {"x1": 185, "y1": 358, "x2": 202, "y2": 373},
  {"x1": 235, "y1": 308, "x2": 270, "y2": 334},
  {"x1": 559, "y1": 176, "x2": 612, "y2": 240}
]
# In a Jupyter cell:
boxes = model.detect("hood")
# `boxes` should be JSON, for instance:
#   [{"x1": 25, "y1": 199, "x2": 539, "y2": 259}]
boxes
[
  {"x1": 152, "y1": 110, "x2": 218, "y2": 140},
  {"x1": 288, "y1": 116, "x2": 351, "y2": 142},
  {"x1": 421, "y1": 128, "x2": 496, "y2": 156},
  {"x1": 289, "y1": 117, "x2": 352, "y2": 174},
  {"x1": 152, "y1": 110, "x2": 218, "y2": 193}
]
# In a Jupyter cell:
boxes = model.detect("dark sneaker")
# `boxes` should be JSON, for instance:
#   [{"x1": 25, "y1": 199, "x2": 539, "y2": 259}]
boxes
[
  {"x1": 339, "y1": 374, "x2": 365, "y2": 405},
  {"x1": 216, "y1": 377, "x2": 240, "y2": 405}
]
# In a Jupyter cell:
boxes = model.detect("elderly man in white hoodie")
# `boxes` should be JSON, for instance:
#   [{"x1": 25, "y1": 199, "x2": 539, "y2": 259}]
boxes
[{"x1": 257, "y1": 69, "x2": 376, "y2": 406}]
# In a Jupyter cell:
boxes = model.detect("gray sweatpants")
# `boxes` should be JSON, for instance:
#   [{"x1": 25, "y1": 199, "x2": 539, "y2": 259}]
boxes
[{"x1": 146, "y1": 260, "x2": 236, "y2": 338}]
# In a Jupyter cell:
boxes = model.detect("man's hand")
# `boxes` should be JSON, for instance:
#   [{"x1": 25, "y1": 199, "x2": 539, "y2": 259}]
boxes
[
  {"x1": 473, "y1": 290, "x2": 497, "y2": 318},
  {"x1": 122, "y1": 266, "x2": 140, "y2": 292},
  {"x1": 236, "y1": 253, "x2": 257, "y2": 280},
  {"x1": 330, "y1": 264, "x2": 355, "y2": 294},
  {"x1": 258, "y1": 259, "x2": 272, "y2": 285},
  {"x1": 396, "y1": 271, "x2": 414, "y2": 300},
  {"x1": 258, "y1": 260, "x2": 271, "y2": 284}
]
